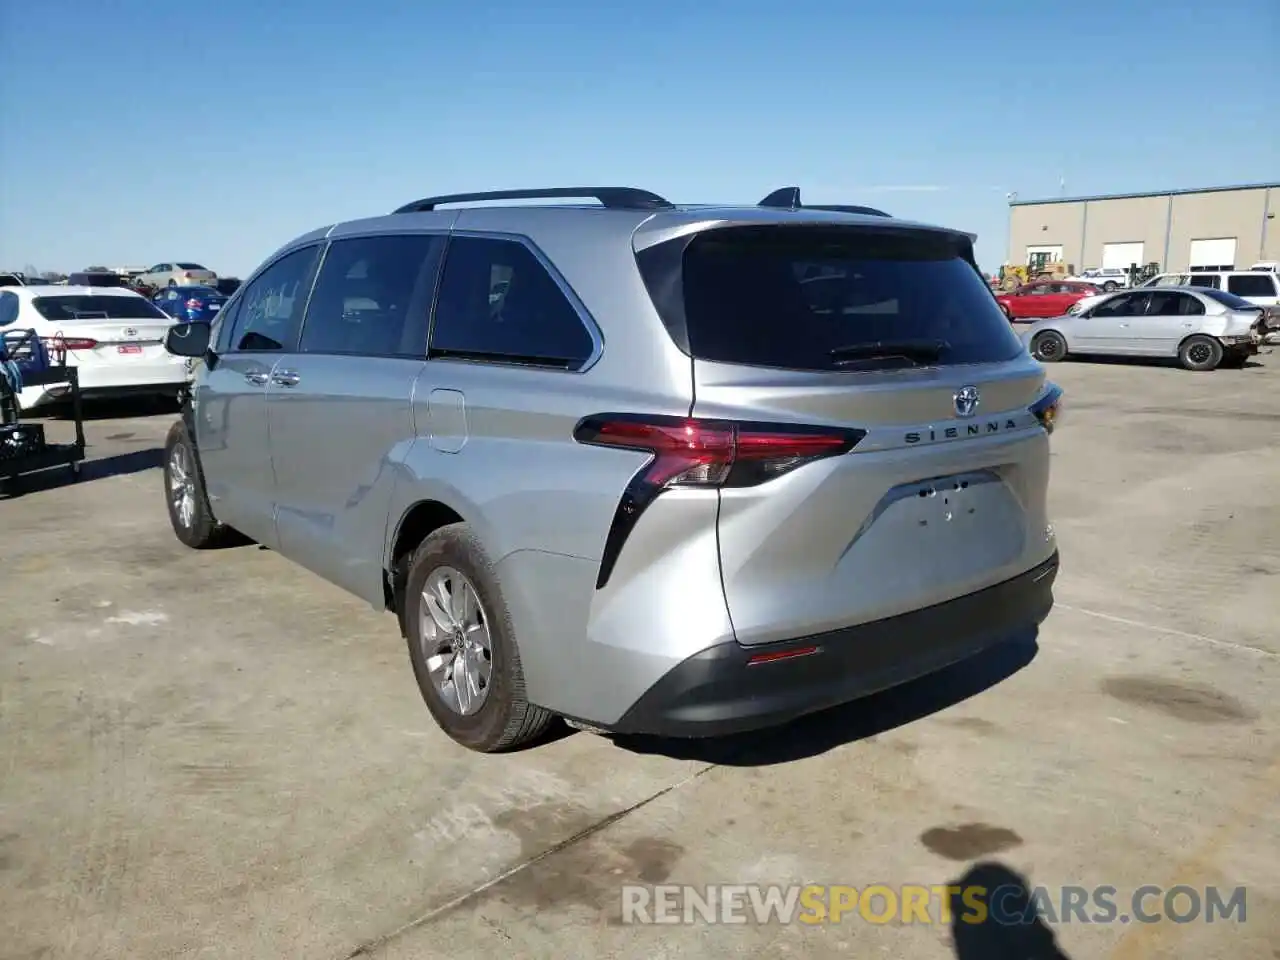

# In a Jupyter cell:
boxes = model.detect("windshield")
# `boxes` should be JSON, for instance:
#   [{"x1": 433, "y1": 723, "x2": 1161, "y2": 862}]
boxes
[
  {"x1": 660, "y1": 226, "x2": 1024, "y2": 370},
  {"x1": 1200, "y1": 289, "x2": 1261, "y2": 311},
  {"x1": 172, "y1": 286, "x2": 223, "y2": 298},
  {"x1": 33, "y1": 295, "x2": 169, "y2": 322},
  {"x1": 176, "y1": 263, "x2": 207, "y2": 270}
]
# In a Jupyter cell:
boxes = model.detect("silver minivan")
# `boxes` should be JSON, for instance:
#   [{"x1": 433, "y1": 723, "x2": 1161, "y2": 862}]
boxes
[{"x1": 161, "y1": 186, "x2": 1063, "y2": 752}]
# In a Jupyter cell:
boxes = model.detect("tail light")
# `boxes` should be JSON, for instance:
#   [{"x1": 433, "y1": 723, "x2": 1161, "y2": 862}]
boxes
[
  {"x1": 1030, "y1": 382, "x2": 1063, "y2": 433},
  {"x1": 574, "y1": 414, "x2": 866, "y2": 588},
  {"x1": 41, "y1": 336, "x2": 98, "y2": 351},
  {"x1": 186, "y1": 298, "x2": 203, "y2": 310}
]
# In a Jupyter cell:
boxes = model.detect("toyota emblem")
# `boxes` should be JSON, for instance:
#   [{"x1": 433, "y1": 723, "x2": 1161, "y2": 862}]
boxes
[
  {"x1": 954, "y1": 385, "x2": 980, "y2": 418},
  {"x1": 122, "y1": 326, "x2": 138, "y2": 338}
]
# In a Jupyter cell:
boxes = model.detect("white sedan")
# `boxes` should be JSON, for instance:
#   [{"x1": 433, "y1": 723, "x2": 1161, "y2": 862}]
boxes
[
  {"x1": 0, "y1": 285, "x2": 189, "y2": 409},
  {"x1": 1020, "y1": 286, "x2": 1265, "y2": 371}
]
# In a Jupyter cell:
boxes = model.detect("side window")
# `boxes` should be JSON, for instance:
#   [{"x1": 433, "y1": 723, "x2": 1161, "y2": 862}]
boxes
[
  {"x1": 226, "y1": 246, "x2": 320, "y2": 353},
  {"x1": 1145, "y1": 292, "x2": 1202, "y2": 316},
  {"x1": 0, "y1": 291, "x2": 19, "y2": 326},
  {"x1": 1227, "y1": 274, "x2": 1276, "y2": 298},
  {"x1": 1026, "y1": 283, "x2": 1049, "y2": 295},
  {"x1": 299, "y1": 233, "x2": 444, "y2": 357},
  {"x1": 1188, "y1": 274, "x2": 1220, "y2": 289},
  {"x1": 1092, "y1": 293, "x2": 1142, "y2": 317},
  {"x1": 429, "y1": 236, "x2": 595, "y2": 369},
  {"x1": 213, "y1": 295, "x2": 239, "y2": 353}
]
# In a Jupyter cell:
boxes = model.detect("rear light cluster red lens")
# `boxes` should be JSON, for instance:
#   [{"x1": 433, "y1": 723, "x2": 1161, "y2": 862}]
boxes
[
  {"x1": 574, "y1": 414, "x2": 866, "y2": 588},
  {"x1": 41, "y1": 336, "x2": 98, "y2": 351}
]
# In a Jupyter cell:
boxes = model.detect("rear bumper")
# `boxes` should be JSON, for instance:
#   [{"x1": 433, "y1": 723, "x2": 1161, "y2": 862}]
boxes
[
  {"x1": 17, "y1": 360, "x2": 187, "y2": 408},
  {"x1": 612, "y1": 550, "x2": 1059, "y2": 737}
]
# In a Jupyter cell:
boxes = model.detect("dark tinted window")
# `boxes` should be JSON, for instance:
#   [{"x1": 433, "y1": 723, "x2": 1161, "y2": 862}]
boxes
[
  {"x1": 68, "y1": 272, "x2": 127, "y2": 287},
  {"x1": 176, "y1": 262, "x2": 206, "y2": 270},
  {"x1": 0, "y1": 274, "x2": 22, "y2": 288},
  {"x1": 0, "y1": 292, "x2": 18, "y2": 326},
  {"x1": 1091, "y1": 292, "x2": 1146, "y2": 317},
  {"x1": 1200, "y1": 288, "x2": 1262, "y2": 311},
  {"x1": 1227, "y1": 274, "x2": 1277, "y2": 297},
  {"x1": 429, "y1": 237, "x2": 595, "y2": 369},
  {"x1": 1188, "y1": 274, "x2": 1221, "y2": 289},
  {"x1": 32, "y1": 295, "x2": 169, "y2": 321},
  {"x1": 665, "y1": 226, "x2": 1023, "y2": 370},
  {"x1": 227, "y1": 246, "x2": 320, "y2": 352},
  {"x1": 301, "y1": 234, "x2": 443, "y2": 357},
  {"x1": 1145, "y1": 292, "x2": 1204, "y2": 317}
]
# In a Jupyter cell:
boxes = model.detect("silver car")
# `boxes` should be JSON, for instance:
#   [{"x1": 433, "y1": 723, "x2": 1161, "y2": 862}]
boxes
[
  {"x1": 1022, "y1": 286, "x2": 1265, "y2": 371},
  {"x1": 160, "y1": 186, "x2": 1063, "y2": 752}
]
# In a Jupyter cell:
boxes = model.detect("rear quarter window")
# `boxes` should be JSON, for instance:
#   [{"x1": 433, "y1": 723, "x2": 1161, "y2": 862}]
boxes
[
  {"x1": 1227, "y1": 274, "x2": 1278, "y2": 298},
  {"x1": 640, "y1": 226, "x2": 1024, "y2": 370}
]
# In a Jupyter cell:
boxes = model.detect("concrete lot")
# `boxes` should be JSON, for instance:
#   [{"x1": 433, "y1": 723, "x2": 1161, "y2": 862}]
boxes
[{"x1": 2, "y1": 357, "x2": 1278, "y2": 960}]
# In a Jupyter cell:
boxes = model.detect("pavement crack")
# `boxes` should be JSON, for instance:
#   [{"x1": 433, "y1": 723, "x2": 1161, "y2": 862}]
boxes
[
  {"x1": 339, "y1": 763, "x2": 716, "y2": 959},
  {"x1": 1057, "y1": 602, "x2": 1278, "y2": 659}
]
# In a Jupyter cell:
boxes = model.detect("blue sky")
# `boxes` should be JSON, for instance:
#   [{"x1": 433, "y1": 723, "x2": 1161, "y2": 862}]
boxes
[{"x1": 2, "y1": 0, "x2": 1276, "y2": 276}]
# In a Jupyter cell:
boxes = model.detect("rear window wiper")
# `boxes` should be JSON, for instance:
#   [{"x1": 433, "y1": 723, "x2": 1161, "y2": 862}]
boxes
[{"x1": 829, "y1": 338, "x2": 950, "y2": 366}]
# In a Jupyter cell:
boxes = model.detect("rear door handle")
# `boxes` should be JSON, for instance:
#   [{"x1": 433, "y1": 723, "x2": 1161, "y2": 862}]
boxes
[
  {"x1": 244, "y1": 371, "x2": 269, "y2": 385},
  {"x1": 271, "y1": 370, "x2": 300, "y2": 387}
]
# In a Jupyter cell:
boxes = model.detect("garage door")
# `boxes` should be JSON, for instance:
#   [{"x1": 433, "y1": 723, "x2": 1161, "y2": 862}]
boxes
[
  {"x1": 1189, "y1": 237, "x2": 1237, "y2": 271},
  {"x1": 1102, "y1": 242, "x2": 1144, "y2": 270}
]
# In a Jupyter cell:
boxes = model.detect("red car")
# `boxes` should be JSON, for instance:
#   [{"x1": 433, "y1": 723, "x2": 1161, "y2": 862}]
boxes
[{"x1": 995, "y1": 280, "x2": 1100, "y2": 321}]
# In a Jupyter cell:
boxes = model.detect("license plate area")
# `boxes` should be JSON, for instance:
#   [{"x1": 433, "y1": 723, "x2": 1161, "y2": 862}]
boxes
[
  {"x1": 117, "y1": 345, "x2": 143, "y2": 355},
  {"x1": 839, "y1": 470, "x2": 1026, "y2": 599}
]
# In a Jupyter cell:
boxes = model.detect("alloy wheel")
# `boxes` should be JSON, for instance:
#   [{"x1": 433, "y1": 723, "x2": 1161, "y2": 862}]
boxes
[{"x1": 419, "y1": 566, "x2": 493, "y2": 716}]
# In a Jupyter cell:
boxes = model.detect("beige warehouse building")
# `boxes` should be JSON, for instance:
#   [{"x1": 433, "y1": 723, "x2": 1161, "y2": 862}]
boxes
[{"x1": 1007, "y1": 182, "x2": 1279, "y2": 275}]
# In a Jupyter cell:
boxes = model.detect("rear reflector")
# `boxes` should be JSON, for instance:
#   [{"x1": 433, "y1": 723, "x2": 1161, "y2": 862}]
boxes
[
  {"x1": 747, "y1": 645, "x2": 819, "y2": 665},
  {"x1": 574, "y1": 414, "x2": 866, "y2": 588}
]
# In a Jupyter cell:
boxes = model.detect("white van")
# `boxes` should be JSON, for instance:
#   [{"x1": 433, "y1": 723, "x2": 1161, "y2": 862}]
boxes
[{"x1": 1142, "y1": 270, "x2": 1280, "y2": 308}]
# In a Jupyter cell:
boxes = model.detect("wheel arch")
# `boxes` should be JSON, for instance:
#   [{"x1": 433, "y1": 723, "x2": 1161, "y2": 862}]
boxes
[{"x1": 383, "y1": 497, "x2": 470, "y2": 627}]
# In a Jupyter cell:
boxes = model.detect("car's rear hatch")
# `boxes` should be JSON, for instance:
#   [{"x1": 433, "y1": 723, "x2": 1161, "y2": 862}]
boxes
[{"x1": 636, "y1": 220, "x2": 1058, "y2": 645}]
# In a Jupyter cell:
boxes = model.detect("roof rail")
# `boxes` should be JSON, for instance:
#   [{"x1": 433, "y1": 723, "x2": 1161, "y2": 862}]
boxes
[
  {"x1": 757, "y1": 186, "x2": 890, "y2": 218},
  {"x1": 393, "y1": 187, "x2": 674, "y2": 214}
]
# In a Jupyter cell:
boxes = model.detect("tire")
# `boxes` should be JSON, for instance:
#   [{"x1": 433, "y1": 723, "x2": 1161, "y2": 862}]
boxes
[
  {"x1": 163, "y1": 419, "x2": 233, "y2": 548},
  {"x1": 1031, "y1": 330, "x2": 1068, "y2": 363},
  {"x1": 1178, "y1": 335, "x2": 1223, "y2": 372},
  {"x1": 1102, "y1": 281, "x2": 1118, "y2": 292},
  {"x1": 403, "y1": 522, "x2": 554, "y2": 752}
]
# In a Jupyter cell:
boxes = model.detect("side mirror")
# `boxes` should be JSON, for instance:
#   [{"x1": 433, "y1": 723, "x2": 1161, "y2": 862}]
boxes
[{"x1": 164, "y1": 320, "x2": 211, "y2": 358}]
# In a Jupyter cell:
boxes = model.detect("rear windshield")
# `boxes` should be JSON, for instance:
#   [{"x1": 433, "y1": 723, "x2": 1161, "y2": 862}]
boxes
[
  {"x1": 660, "y1": 226, "x2": 1023, "y2": 370},
  {"x1": 1200, "y1": 289, "x2": 1261, "y2": 311},
  {"x1": 33, "y1": 295, "x2": 168, "y2": 321},
  {"x1": 176, "y1": 263, "x2": 207, "y2": 270}
]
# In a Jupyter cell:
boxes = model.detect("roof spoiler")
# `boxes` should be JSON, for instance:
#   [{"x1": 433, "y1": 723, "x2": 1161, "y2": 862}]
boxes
[
  {"x1": 758, "y1": 187, "x2": 891, "y2": 218},
  {"x1": 394, "y1": 187, "x2": 673, "y2": 214}
]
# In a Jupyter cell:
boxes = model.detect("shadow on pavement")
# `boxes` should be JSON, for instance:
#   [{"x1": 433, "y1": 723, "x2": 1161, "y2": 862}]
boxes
[
  {"x1": 0, "y1": 447, "x2": 163, "y2": 498},
  {"x1": 949, "y1": 861, "x2": 1072, "y2": 959},
  {"x1": 35, "y1": 395, "x2": 180, "y2": 422},
  {"x1": 612, "y1": 629, "x2": 1040, "y2": 766}
]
